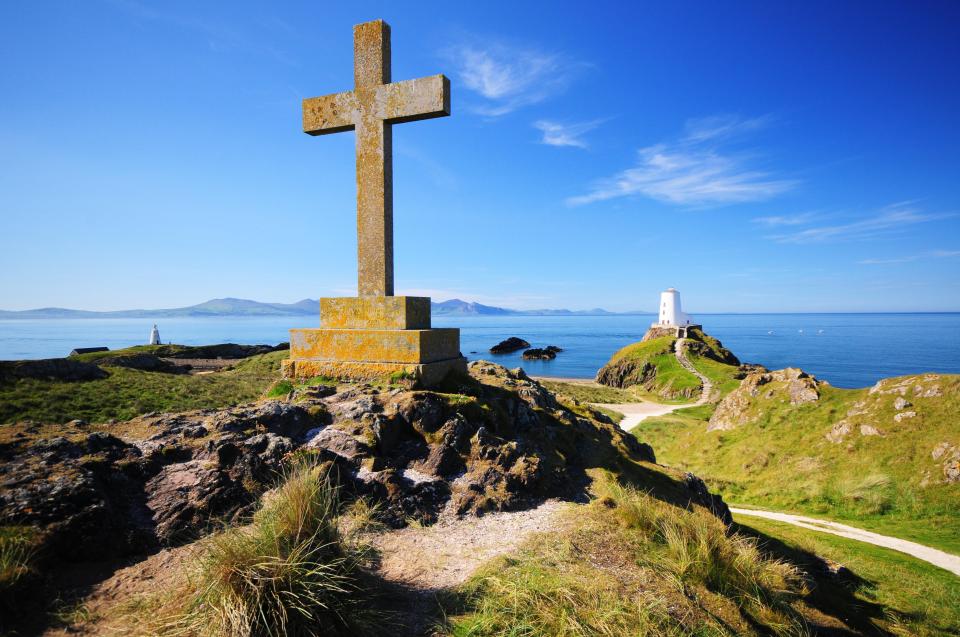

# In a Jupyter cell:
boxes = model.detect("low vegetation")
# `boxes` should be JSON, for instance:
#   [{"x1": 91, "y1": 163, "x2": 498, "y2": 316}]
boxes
[
  {"x1": 0, "y1": 349, "x2": 287, "y2": 425},
  {"x1": 595, "y1": 328, "x2": 742, "y2": 402},
  {"x1": 633, "y1": 374, "x2": 960, "y2": 553},
  {"x1": 737, "y1": 516, "x2": 960, "y2": 636},
  {"x1": 0, "y1": 527, "x2": 35, "y2": 595},
  {"x1": 447, "y1": 472, "x2": 810, "y2": 636},
  {"x1": 539, "y1": 379, "x2": 641, "y2": 403},
  {"x1": 150, "y1": 460, "x2": 379, "y2": 636}
]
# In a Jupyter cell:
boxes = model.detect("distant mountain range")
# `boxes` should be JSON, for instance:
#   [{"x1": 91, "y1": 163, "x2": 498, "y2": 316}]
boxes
[{"x1": 0, "y1": 297, "x2": 650, "y2": 319}]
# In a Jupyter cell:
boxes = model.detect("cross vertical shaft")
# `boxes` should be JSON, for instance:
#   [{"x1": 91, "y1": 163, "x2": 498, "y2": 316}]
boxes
[
  {"x1": 302, "y1": 19, "x2": 450, "y2": 298},
  {"x1": 354, "y1": 21, "x2": 393, "y2": 296}
]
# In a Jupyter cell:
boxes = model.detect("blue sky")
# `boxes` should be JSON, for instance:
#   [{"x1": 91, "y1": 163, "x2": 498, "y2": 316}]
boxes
[{"x1": 2, "y1": 1, "x2": 959, "y2": 312}]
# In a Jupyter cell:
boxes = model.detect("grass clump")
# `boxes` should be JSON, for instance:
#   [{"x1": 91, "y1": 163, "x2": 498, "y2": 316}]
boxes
[
  {"x1": 448, "y1": 473, "x2": 810, "y2": 637},
  {"x1": 596, "y1": 476, "x2": 807, "y2": 628},
  {"x1": 157, "y1": 461, "x2": 378, "y2": 636},
  {"x1": 0, "y1": 527, "x2": 36, "y2": 594},
  {"x1": 266, "y1": 379, "x2": 294, "y2": 399},
  {"x1": 451, "y1": 559, "x2": 684, "y2": 637},
  {"x1": 0, "y1": 527, "x2": 38, "y2": 628}
]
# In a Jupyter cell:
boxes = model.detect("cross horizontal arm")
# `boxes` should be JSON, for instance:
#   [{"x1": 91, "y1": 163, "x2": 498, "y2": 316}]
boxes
[
  {"x1": 303, "y1": 90, "x2": 359, "y2": 136},
  {"x1": 376, "y1": 74, "x2": 450, "y2": 124}
]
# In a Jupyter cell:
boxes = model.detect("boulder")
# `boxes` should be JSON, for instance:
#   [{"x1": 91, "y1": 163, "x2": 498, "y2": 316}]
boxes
[
  {"x1": 521, "y1": 348, "x2": 557, "y2": 360},
  {"x1": 709, "y1": 368, "x2": 820, "y2": 431},
  {"x1": 489, "y1": 337, "x2": 531, "y2": 354}
]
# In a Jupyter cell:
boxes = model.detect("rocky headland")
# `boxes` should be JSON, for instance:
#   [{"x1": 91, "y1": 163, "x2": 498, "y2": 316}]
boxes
[{"x1": 0, "y1": 358, "x2": 733, "y2": 633}]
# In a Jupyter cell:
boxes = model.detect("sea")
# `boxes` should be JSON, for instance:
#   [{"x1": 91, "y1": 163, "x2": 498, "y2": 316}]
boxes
[{"x1": 1, "y1": 313, "x2": 958, "y2": 389}]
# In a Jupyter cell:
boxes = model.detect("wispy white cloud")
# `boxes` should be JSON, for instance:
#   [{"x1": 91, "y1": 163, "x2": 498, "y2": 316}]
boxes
[
  {"x1": 858, "y1": 249, "x2": 960, "y2": 265},
  {"x1": 752, "y1": 212, "x2": 819, "y2": 227},
  {"x1": 445, "y1": 41, "x2": 579, "y2": 116},
  {"x1": 567, "y1": 115, "x2": 795, "y2": 206},
  {"x1": 768, "y1": 203, "x2": 952, "y2": 244},
  {"x1": 106, "y1": 0, "x2": 296, "y2": 65},
  {"x1": 533, "y1": 119, "x2": 603, "y2": 149}
]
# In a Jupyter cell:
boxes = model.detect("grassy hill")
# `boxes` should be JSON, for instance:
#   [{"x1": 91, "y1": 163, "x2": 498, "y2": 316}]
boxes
[
  {"x1": 596, "y1": 327, "x2": 742, "y2": 401},
  {"x1": 2, "y1": 345, "x2": 958, "y2": 635},
  {"x1": 632, "y1": 371, "x2": 960, "y2": 553},
  {"x1": 0, "y1": 347, "x2": 287, "y2": 425}
]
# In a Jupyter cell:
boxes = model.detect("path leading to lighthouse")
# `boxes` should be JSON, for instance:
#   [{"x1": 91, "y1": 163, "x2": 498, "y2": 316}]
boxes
[
  {"x1": 674, "y1": 337, "x2": 714, "y2": 405},
  {"x1": 592, "y1": 337, "x2": 713, "y2": 429},
  {"x1": 730, "y1": 507, "x2": 960, "y2": 576},
  {"x1": 587, "y1": 342, "x2": 960, "y2": 578}
]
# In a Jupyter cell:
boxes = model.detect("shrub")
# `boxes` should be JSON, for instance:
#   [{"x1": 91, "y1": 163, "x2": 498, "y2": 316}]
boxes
[{"x1": 159, "y1": 461, "x2": 378, "y2": 636}]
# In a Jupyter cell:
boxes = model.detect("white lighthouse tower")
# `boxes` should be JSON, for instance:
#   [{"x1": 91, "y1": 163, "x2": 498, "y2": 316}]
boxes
[
  {"x1": 653, "y1": 288, "x2": 698, "y2": 334},
  {"x1": 149, "y1": 324, "x2": 161, "y2": 346}
]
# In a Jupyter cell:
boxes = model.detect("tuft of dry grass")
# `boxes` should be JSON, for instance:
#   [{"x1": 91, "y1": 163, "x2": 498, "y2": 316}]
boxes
[
  {"x1": 153, "y1": 460, "x2": 379, "y2": 637},
  {"x1": 447, "y1": 473, "x2": 812, "y2": 637},
  {"x1": 596, "y1": 476, "x2": 808, "y2": 630}
]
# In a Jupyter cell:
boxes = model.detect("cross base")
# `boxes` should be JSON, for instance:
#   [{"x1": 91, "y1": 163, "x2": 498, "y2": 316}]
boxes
[
  {"x1": 281, "y1": 357, "x2": 467, "y2": 387},
  {"x1": 283, "y1": 296, "x2": 466, "y2": 387}
]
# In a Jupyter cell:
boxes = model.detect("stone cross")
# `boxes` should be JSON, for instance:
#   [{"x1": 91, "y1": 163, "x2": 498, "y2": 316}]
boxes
[{"x1": 303, "y1": 19, "x2": 450, "y2": 297}]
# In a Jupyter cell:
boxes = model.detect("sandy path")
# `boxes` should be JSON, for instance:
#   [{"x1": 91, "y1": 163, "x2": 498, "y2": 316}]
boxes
[
  {"x1": 372, "y1": 499, "x2": 570, "y2": 591},
  {"x1": 731, "y1": 507, "x2": 960, "y2": 577},
  {"x1": 592, "y1": 401, "x2": 683, "y2": 430},
  {"x1": 674, "y1": 338, "x2": 714, "y2": 405},
  {"x1": 577, "y1": 338, "x2": 715, "y2": 431}
]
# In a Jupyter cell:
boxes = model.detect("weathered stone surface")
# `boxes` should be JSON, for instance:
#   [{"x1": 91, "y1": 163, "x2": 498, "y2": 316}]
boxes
[
  {"x1": 289, "y1": 327, "x2": 460, "y2": 364},
  {"x1": 893, "y1": 410, "x2": 917, "y2": 423},
  {"x1": 282, "y1": 357, "x2": 467, "y2": 387},
  {"x1": 302, "y1": 19, "x2": 449, "y2": 297},
  {"x1": 708, "y1": 367, "x2": 820, "y2": 431},
  {"x1": 320, "y1": 296, "x2": 431, "y2": 330},
  {"x1": 286, "y1": 20, "x2": 460, "y2": 387}
]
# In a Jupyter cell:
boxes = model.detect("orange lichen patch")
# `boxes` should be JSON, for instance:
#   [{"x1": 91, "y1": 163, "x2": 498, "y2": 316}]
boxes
[
  {"x1": 281, "y1": 357, "x2": 466, "y2": 386},
  {"x1": 301, "y1": 19, "x2": 450, "y2": 297},
  {"x1": 320, "y1": 296, "x2": 431, "y2": 330},
  {"x1": 289, "y1": 327, "x2": 459, "y2": 364}
]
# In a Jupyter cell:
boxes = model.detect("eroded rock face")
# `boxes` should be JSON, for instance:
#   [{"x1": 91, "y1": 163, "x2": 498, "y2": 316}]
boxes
[
  {"x1": 1, "y1": 363, "x2": 732, "y2": 569},
  {"x1": 708, "y1": 368, "x2": 820, "y2": 431},
  {"x1": 0, "y1": 401, "x2": 328, "y2": 561},
  {"x1": 932, "y1": 442, "x2": 960, "y2": 483}
]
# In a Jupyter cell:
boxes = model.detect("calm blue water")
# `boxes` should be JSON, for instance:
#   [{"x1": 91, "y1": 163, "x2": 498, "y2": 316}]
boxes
[{"x1": 1, "y1": 314, "x2": 958, "y2": 389}]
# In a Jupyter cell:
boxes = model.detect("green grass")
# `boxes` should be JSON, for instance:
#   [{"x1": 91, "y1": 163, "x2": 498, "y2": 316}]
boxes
[
  {"x1": 596, "y1": 332, "x2": 742, "y2": 402},
  {"x1": 687, "y1": 352, "x2": 743, "y2": 396},
  {"x1": 0, "y1": 526, "x2": 38, "y2": 629},
  {"x1": 631, "y1": 374, "x2": 960, "y2": 554},
  {"x1": 0, "y1": 350, "x2": 287, "y2": 425},
  {"x1": 0, "y1": 526, "x2": 35, "y2": 595},
  {"x1": 736, "y1": 516, "x2": 960, "y2": 636},
  {"x1": 539, "y1": 380, "x2": 640, "y2": 404},
  {"x1": 155, "y1": 460, "x2": 379, "y2": 636},
  {"x1": 446, "y1": 473, "x2": 811, "y2": 636}
]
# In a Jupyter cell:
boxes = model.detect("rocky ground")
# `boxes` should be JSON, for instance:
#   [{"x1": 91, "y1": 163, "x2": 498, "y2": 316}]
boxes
[{"x1": 0, "y1": 360, "x2": 730, "y2": 634}]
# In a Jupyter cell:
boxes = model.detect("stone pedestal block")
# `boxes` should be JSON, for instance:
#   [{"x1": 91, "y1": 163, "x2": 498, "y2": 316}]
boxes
[
  {"x1": 320, "y1": 296, "x2": 430, "y2": 329},
  {"x1": 284, "y1": 295, "x2": 464, "y2": 386}
]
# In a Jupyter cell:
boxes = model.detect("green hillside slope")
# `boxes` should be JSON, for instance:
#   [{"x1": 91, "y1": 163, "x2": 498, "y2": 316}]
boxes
[{"x1": 633, "y1": 371, "x2": 960, "y2": 552}]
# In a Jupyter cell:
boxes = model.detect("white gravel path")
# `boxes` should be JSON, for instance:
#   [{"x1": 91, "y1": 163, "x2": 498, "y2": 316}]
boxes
[{"x1": 730, "y1": 507, "x2": 960, "y2": 577}]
